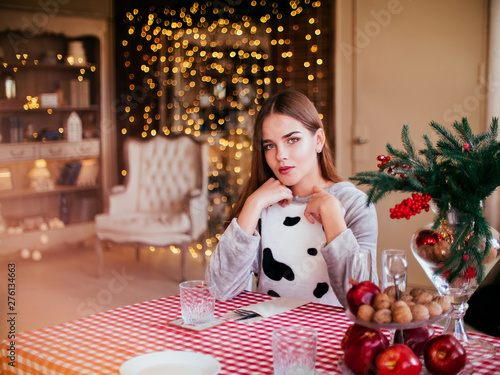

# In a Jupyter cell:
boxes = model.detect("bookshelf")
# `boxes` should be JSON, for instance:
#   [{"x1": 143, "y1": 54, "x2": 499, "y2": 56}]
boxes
[{"x1": 0, "y1": 24, "x2": 105, "y2": 255}]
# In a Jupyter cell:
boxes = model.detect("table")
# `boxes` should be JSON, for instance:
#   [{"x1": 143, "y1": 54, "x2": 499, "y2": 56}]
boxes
[{"x1": 1, "y1": 290, "x2": 499, "y2": 374}]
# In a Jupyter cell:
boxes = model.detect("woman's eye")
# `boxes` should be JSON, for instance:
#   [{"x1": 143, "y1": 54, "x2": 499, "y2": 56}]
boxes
[
  {"x1": 287, "y1": 137, "x2": 299, "y2": 144},
  {"x1": 263, "y1": 143, "x2": 274, "y2": 150}
]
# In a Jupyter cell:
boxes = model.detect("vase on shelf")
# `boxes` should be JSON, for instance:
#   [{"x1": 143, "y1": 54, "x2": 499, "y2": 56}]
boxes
[{"x1": 410, "y1": 202, "x2": 500, "y2": 361}]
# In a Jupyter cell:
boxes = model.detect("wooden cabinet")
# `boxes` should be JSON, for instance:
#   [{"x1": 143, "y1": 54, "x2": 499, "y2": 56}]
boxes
[
  {"x1": 0, "y1": 30, "x2": 102, "y2": 255},
  {"x1": 0, "y1": 139, "x2": 99, "y2": 161}
]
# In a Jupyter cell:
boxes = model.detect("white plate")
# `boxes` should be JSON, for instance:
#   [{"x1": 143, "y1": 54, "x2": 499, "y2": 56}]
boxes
[{"x1": 120, "y1": 350, "x2": 221, "y2": 375}]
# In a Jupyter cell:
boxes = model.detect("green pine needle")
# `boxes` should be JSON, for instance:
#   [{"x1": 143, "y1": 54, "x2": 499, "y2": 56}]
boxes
[{"x1": 349, "y1": 117, "x2": 500, "y2": 284}]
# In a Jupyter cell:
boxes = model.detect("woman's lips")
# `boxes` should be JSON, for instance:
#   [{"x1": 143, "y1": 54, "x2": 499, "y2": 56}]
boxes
[{"x1": 278, "y1": 166, "x2": 294, "y2": 174}]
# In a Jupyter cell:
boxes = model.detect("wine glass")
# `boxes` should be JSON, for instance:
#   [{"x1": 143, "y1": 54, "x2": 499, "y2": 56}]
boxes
[
  {"x1": 381, "y1": 249, "x2": 408, "y2": 300},
  {"x1": 348, "y1": 248, "x2": 373, "y2": 285},
  {"x1": 381, "y1": 249, "x2": 408, "y2": 345}
]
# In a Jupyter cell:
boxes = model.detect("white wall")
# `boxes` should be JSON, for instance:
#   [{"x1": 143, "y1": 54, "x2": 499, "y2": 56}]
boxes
[{"x1": 336, "y1": 0, "x2": 490, "y2": 289}]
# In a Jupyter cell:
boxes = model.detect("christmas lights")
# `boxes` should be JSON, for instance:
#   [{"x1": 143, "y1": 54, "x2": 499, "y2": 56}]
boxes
[{"x1": 118, "y1": 1, "x2": 325, "y2": 256}]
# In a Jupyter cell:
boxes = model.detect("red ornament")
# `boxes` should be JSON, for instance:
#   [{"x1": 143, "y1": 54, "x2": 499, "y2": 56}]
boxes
[
  {"x1": 462, "y1": 254, "x2": 469, "y2": 261},
  {"x1": 415, "y1": 229, "x2": 441, "y2": 247},
  {"x1": 463, "y1": 143, "x2": 471, "y2": 151},
  {"x1": 463, "y1": 266, "x2": 477, "y2": 280}
]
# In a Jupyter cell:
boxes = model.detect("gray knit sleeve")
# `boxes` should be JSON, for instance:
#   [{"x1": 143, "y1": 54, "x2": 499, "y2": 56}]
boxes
[
  {"x1": 205, "y1": 218, "x2": 261, "y2": 301},
  {"x1": 321, "y1": 183, "x2": 378, "y2": 308}
]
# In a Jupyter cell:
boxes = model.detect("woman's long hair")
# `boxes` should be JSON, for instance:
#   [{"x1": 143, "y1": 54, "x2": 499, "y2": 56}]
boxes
[{"x1": 226, "y1": 90, "x2": 342, "y2": 226}]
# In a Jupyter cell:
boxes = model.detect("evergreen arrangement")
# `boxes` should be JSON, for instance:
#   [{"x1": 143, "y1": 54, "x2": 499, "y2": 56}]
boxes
[{"x1": 350, "y1": 118, "x2": 500, "y2": 283}]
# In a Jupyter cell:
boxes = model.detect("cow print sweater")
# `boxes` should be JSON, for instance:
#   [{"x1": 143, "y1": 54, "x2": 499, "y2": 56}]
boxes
[{"x1": 206, "y1": 181, "x2": 378, "y2": 308}]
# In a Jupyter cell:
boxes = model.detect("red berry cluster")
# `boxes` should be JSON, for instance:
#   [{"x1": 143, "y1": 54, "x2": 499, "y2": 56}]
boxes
[
  {"x1": 390, "y1": 193, "x2": 432, "y2": 219},
  {"x1": 377, "y1": 155, "x2": 413, "y2": 179},
  {"x1": 377, "y1": 154, "x2": 390, "y2": 168}
]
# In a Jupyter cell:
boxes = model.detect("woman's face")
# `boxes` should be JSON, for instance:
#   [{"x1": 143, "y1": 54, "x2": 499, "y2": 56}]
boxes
[{"x1": 262, "y1": 113, "x2": 325, "y2": 196}]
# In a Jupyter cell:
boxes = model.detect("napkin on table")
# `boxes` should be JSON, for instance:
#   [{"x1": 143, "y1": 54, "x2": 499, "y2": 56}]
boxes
[{"x1": 223, "y1": 297, "x2": 310, "y2": 322}]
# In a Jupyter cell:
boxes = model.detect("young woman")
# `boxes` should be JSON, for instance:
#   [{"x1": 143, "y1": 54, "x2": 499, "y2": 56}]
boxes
[{"x1": 206, "y1": 90, "x2": 378, "y2": 308}]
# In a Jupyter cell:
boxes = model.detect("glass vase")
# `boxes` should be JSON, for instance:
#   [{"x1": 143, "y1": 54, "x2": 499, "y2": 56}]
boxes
[{"x1": 410, "y1": 204, "x2": 500, "y2": 361}]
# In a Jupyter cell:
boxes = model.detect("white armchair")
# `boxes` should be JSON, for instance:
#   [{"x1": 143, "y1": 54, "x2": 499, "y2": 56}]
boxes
[{"x1": 94, "y1": 135, "x2": 208, "y2": 281}]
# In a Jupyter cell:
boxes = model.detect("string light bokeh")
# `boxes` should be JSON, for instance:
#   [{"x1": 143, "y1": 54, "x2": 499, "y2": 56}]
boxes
[{"x1": 116, "y1": 0, "x2": 330, "y2": 258}]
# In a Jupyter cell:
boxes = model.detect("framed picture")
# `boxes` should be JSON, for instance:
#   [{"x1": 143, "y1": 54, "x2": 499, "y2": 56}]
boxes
[{"x1": 0, "y1": 167, "x2": 13, "y2": 191}]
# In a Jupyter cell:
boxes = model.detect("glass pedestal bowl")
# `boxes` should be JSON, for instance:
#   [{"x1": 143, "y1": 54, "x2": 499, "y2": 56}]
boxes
[
  {"x1": 411, "y1": 221, "x2": 500, "y2": 362},
  {"x1": 341, "y1": 309, "x2": 473, "y2": 375}
]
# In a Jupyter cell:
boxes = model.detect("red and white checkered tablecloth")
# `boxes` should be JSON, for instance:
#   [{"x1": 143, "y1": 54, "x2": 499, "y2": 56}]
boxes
[{"x1": 1, "y1": 290, "x2": 499, "y2": 374}]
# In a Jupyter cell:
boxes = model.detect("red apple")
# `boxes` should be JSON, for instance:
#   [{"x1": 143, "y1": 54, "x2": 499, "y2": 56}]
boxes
[
  {"x1": 344, "y1": 329, "x2": 389, "y2": 375},
  {"x1": 346, "y1": 279, "x2": 381, "y2": 315},
  {"x1": 341, "y1": 323, "x2": 373, "y2": 350},
  {"x1": 394, "y1": 326, "x2": 435, "y2": 356},
  {"x1": 424, "y1": 334, "x2": 467, "y2": 375},
  {"x1": 375, "y1": 344, "x2": 422, "y2": 375}
]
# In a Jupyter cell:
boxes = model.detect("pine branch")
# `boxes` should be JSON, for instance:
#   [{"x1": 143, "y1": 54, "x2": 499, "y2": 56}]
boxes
[
  {"x1": 476, "y1": 118, "x2": 498, "y2": 145},
  {"x1": 349, "y1": 117, "x2": 500, "y2": 285},
  {"x1": 419, "y1": 135, "x2": 438, "y2": 166},
  {"x1": 430, "y1": 120, "x2": 461, "y2": 149},
  {"x1": 385, "y1": 143, "x2": 411, "y2": 161},
  {"x1": 452, "y1": 117, "x2": 474, "y2": 143},
  {"x1": 489, "y1": 117, "x2": 499, "y2": 138},
  {"x1": 401, "y1": 124, "x2": 417, "y2": 159}
]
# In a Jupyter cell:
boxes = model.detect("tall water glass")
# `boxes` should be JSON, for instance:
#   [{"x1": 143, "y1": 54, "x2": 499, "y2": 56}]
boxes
[
  {"x1": 179, "y1": 280, "x2": 216, "y2": 325},
  {"x1": 381, "y1": 249, "x2": 407, "y2": 294},
  {"x1": 272, "y1": 326, "x2": 317, "y2": 375}
]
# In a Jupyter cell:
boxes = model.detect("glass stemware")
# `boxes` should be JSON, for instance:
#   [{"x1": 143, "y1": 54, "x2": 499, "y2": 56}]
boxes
[
  {"x1": 348, "y1": 248, "x2": 373, "y2": 284},
  {"x1": 381, "y1": 249, "x2": 408, "y2": 344},
  {"x1": 411, "y1": 207, "x2": 500, "y2": 362},
  {"x1": 382, "y1": 249, "x2": 408, "y2": 299}
]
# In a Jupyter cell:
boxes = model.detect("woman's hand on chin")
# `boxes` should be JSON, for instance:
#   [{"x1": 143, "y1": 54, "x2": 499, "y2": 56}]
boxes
[
  {"x1": 237, "y1": 178, "x2": 293, "y2": 234},
  {"x1": 250, "y1": 178, "x2": 294, "y2": 209},
  {"x1": 304, "y1": 186, "x2": 347, "y2": 242}
]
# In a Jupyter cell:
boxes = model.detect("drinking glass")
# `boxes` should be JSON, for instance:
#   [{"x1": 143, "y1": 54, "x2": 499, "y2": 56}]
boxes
[
  {"x1": 179, "y1": 280, "x2": 216, "y2": 325},
  {"x1": 348, "y1": 248, "x2": 373, "y2": 284},
  {"x1": 272, "y1": 326, "x2": 317, "y2": 375},
  {"x1": 381, "y1": 249, "x2": 407, "y2": 298}
]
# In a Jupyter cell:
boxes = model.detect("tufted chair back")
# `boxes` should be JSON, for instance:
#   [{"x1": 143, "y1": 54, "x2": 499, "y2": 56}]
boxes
[{"x1": 126, "y1": 136, "x2": 203, "y2": 214}]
